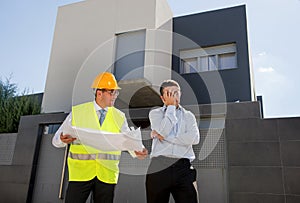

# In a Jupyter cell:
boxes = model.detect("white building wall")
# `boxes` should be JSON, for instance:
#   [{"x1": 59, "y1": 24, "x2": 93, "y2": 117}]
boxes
[{"x1": 42, "y1": 0, "x2": 172, "y2": 113}]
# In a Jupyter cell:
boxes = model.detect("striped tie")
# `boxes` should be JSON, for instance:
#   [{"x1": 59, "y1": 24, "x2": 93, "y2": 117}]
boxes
[{"x1": 99, "y1": 109, "x2": 106, "y2": 126}]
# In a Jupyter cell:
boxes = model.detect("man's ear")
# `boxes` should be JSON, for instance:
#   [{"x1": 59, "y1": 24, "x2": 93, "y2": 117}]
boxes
[
  {"x1": 96, "y1": 90, "x2": 102, "y2": 98},
  {"x1": 160, "y1": 95, "x2": 165, "y2": 103}
]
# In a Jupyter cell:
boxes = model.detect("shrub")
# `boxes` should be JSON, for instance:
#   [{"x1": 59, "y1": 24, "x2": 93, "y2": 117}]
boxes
[{"x1": 0, "y1": 77, "x2": 41, "y2": 133}]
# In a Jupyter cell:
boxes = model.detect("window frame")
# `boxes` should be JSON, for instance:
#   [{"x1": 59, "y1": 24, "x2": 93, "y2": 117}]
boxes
[{"x1": 180, "y1": 43, "x2": 237, "y2": 74}]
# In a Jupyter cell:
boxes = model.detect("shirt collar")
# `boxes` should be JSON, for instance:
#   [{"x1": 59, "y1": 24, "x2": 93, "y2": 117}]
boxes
[
  {"x1": 93, "y1": 101, "x2": 107, "y2": 112},
  {"x1": 162, "y1": 105, "x2": 183, "y2": 111}
]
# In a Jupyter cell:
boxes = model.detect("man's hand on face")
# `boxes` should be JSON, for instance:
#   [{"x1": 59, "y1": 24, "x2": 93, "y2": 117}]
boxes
[
  {"x1": 161, "y1": 86, "x2": 180, "y2": 107},
  {"x1": 162, "y1": 90, "x2": 176, "y2": 106}
]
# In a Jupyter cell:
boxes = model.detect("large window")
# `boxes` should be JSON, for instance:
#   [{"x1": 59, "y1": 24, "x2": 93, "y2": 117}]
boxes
[
  {"x1": 180, "y1": 43, "x2": 237, "y2": 73},
  {"x1": 114, "y1": 30, "x2": 146, "y2": 80}
]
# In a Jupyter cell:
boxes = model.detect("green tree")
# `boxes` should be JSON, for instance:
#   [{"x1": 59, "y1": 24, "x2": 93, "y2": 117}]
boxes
[{"x1": 0, "y1": 77, "x2": 41, "y2": 133}]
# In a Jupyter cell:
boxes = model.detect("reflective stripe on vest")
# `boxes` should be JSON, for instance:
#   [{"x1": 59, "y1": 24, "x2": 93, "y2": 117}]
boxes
[{"x1": 69, "y1": 152, "x2": 121, "y2": 161}]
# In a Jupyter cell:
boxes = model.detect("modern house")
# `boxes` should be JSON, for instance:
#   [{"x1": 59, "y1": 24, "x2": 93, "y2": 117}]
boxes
[{"x1": 0, "y1": 1, "x2": 299, "y2": 203}]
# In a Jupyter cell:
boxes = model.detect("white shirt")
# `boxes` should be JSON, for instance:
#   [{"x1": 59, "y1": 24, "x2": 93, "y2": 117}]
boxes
[{"x1": 149, "y1": 105, "x2": 200, "y2": 161}]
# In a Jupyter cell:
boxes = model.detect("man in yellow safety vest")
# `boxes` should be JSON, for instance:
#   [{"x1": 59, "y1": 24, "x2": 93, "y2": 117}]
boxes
[{"x1": 52, "y1": 72, "x2": 148, "y2": 203}]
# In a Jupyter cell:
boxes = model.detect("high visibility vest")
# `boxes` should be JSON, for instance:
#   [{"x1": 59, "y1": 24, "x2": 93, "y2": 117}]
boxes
[{"x1": 68, "y1": 102, "x2": 125, "y2": 183}]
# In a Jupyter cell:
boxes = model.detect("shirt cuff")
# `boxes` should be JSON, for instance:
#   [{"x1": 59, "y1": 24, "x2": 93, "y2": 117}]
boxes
[
  {"x1": 165, "y1": 105, "x2": 178, "y2": 123},
  {"x1": 166, "y1": 105, "x2": 176, "y2": 113}
]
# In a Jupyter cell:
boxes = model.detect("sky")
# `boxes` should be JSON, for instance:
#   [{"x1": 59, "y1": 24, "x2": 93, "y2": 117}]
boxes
[{"x1": 1, "y1": 0, "x2": 300, "y2": 118}]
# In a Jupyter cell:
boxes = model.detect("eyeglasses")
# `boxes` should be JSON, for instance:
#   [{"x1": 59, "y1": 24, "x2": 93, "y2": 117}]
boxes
[{"x1": 100, "y1": 89, "x2": 119, "y2": 96}]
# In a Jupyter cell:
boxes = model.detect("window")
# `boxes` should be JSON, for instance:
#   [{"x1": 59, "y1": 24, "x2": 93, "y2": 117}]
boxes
[
  {"x1": 218, "y1": 52, "x2": 236, "y2": 70},
  {"x1": 180, "y1": 43, "x2": 237, "y2": 73},
  {"x1": 114, "y1": 30, "x2": 146, "y2": 80},
  {"x1": 182, "y1": 57, "x2": 198, "y2": 73}
]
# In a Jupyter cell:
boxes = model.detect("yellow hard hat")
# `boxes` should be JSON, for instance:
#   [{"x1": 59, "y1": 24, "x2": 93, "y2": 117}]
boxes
[{"x1": 91, "y1": 72, "x2": 121, "y2": 89}]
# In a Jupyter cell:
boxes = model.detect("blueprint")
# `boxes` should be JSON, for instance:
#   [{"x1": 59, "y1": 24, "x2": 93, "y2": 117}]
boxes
[{"x1": 63, "y1": 121, "x2": 144, "y2": 152}]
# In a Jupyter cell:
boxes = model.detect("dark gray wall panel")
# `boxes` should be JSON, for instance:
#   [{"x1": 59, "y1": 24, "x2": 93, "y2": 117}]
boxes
[
  {"x1": 197, "y1": 169, "x2": 228, "y2": 203},
  {"x1": 225, "y1": 102, "x2": 261, "y2": 119},
  {"x1": 0, "y1": 165, "x2": 31, "y2": 183},
  {"x1": 230, "y1": 193, "x2": 284, "y2": 203},
  {"x1": 286, "y1": 195, "x2": 300, "y2": 203},
  {"x1": 228, "y1": 142, "x2": 281, "y2": 166},
  {"x1": 0, "y1": 133, "x2": 17, "y2": 165},
  {"x1": 229, "y1": 167, "x2": 284, "y2": 194},
  {"x1": 281, "y1": 141, "x2": 300, "y2": 166},
  {"x1": 278, "y1": 118, "x2": 300, "y2": 140},
  {"x1": 226, "y1": 119, "x2": 278, "y2": 141},
  {"x1": 115, "y1": 174, "x2": 147, "y2": 203},
  {"x1": 284, "y1": 167, "x2": 300, "y2": 195},
  {"x1": 0, "y1": 183, "x2": 29, "y2": 203}
]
